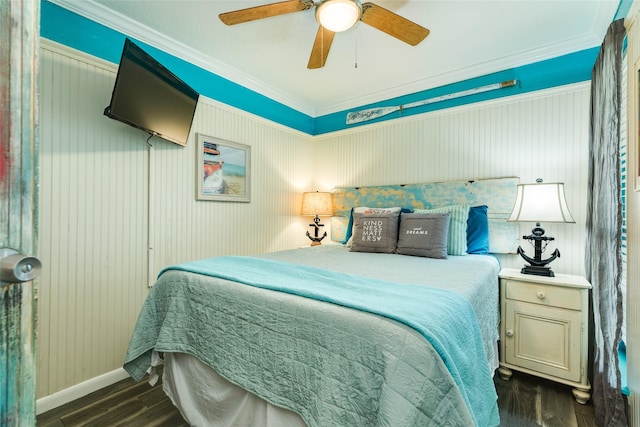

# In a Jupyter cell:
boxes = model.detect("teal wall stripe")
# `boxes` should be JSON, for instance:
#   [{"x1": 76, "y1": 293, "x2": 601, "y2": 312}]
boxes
[
  {"x1": 41, "y1": 0, "x2": 609, "y2": 136},
  {"x1": 314, "y1": 48, "x2": 598, "y2": 133},
  {"x1": 615, "y1": 0, "x2": 633, "y2": 20},
  {"x1": 40, "y1": 1, "x2": 314, "y2": 134},
  {"x1": 316, "y1": 70, "x2": 520, "y2": 133},
  {"x1": 40, "y1": 1, "x2": 125, "y2": 64},
  {"x1": 137, "y1": 42, "x2": 315, "y2": 133}
]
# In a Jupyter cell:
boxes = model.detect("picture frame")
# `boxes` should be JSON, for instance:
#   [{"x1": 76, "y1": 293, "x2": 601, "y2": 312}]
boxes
[{"x1": 196, "y1": 133, "x2": 251, "y2": 202}]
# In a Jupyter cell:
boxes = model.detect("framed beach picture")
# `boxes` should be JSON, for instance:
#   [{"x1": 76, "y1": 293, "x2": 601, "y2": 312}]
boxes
[{"x1": 196, "y1": 133, "x2": 251, "y2": 202}]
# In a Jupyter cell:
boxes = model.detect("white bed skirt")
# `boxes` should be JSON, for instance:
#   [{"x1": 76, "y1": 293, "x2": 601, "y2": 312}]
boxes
[
  {"x1": 162, "y1": 352, "x2": 308, "y2": 427},
  {"x1": 162, "y1": 341, "x2": 499, "y2": 427}
]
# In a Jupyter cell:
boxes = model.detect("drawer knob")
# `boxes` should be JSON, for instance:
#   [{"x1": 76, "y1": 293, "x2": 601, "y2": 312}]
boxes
[
  {"x1": 506, "y1": 329, "x2": 514, "y2": 337},
  {"x1": 537, "y1": 291, "x2": 546, "y2": 299}
]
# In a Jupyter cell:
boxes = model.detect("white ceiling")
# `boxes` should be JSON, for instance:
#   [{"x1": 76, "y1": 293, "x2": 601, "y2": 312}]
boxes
[{"x1": 54, "y1": 0, "x2": 619, "y2": 116}]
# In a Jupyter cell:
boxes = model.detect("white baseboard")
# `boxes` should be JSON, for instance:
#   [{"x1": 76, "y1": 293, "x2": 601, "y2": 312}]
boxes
[{"x1": 36, "y1": 368, "x2": 131, "y2": 415}]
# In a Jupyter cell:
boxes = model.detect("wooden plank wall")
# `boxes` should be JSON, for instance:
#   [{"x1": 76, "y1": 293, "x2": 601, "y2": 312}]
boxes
[
  {"x1": 313, "y1": 84, "x2": 591, "y2": 276},
  {"x1": 0, "y1": 0, "x2": 39, "y2": 424},
  {"x1": 37, "y1": 40, "x2": 314, "y2": 405},
  {"x1": 38, "y1": 43, "x2": 151, "y2": 403},
  {"x1": 37, "y1": 39, "x2": 597, "y2": 413}
]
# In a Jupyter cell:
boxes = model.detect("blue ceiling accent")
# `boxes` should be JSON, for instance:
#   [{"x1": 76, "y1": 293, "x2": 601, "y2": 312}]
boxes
[
  {"x1": 615, "y1": 0, "x2": 633, "y2": 20},
  {"x1": 315, "y1": 47, "x2": 598, "y2": 134},
  {"x1": 40, "y1": 1, "x2": 315, "y2": 134},
  {"x1": 40, "y1": 0, "x2": 618, "y2": 136}
]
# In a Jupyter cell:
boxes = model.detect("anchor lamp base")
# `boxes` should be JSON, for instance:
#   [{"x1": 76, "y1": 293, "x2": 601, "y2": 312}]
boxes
[
  {"x1": 520, "y1": 264, "x2": 555, "y2": 277},
  {"x1": 306, "y1": 215, "x2": 327, "y2": 246},
  {"x1": 517, "y1": 226, "x2": 560, "y2": 278}
]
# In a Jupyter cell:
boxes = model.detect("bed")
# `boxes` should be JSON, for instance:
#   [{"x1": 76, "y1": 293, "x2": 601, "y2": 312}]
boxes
[{"x1": 124, "y1": 177, "x2": 519, "y2": 427}]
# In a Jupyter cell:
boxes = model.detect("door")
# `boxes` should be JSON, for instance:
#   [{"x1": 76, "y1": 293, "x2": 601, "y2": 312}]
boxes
[
  {"x1": 505, "y1": 299, "x2": 582, "y2": 382},
  {"x1": 0, "y1": 0, "x2": 40, "y2": 425}
]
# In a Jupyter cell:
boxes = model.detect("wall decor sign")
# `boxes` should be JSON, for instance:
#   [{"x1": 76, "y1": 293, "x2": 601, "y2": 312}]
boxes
[{"x1": 197, "y1": 133, "x2": 251, "y2": 202}]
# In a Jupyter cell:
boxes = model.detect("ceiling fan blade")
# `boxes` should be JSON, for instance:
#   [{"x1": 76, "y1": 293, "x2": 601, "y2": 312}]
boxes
[
  {"x1": 361, "y1": 2, "x2": 430, "y2": 46},
  {"x1": 219, "y1": 0, "x2": 313, "y2": 26},
  {"x1": 308, "y1": 26, "x2": 336, "y2": 69}
]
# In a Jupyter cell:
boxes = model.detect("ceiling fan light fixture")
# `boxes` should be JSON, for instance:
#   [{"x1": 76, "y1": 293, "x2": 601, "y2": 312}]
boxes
[{"x1": 316, "y1": 0, "x2": 361, "y2": 32}]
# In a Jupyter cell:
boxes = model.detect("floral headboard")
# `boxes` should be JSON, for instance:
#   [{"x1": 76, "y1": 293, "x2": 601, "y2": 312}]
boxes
[{"x1": 330, "y1": 177, "x2": 519, "y2": 254}]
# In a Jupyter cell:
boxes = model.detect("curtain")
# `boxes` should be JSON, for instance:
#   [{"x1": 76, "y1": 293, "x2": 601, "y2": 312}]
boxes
[{"x1": 586, "y1": 18, "x2": 628, "y2": 427}]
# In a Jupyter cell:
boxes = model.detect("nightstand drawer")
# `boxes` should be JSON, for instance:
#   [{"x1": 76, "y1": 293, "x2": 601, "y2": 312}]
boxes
[{"x1": 504, "y1": 280, "x2": 582, "y2": 310}]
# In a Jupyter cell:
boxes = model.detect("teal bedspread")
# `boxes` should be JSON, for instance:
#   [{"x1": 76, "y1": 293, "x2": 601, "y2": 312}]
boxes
[{"x1": 124, "y1": 252, "x2": 500, "y2": 426}]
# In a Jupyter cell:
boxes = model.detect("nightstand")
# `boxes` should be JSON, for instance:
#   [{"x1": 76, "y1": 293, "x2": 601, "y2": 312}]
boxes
[{"x1": 498, "y1": 267, "x2": 592, "y2": 404}]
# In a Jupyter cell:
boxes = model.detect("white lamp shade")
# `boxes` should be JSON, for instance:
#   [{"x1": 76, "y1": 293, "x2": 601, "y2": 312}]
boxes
[
  {"x1": 301, "y1": 192, "x2": 333, "y2": 216},
  {"x1": 316, "y1": 0, "x2": 361, "y2": 32},
  {"x1": 508, "y1": 181, "x2": 575, "y2": 223}
]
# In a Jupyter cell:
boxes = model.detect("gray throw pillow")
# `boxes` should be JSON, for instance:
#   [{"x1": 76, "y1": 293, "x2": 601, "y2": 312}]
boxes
[
  {"x1": 395, "y1": 213, "x2": 450, "y2": 259},
  {"x1": 350, "y1": 212, "x2": 399, "y2": 253}
]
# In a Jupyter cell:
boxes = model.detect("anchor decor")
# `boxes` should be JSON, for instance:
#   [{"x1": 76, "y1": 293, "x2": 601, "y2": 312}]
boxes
[
  {"x1": 301, "y1": 191, "x2": 333, "y2": 246},
  {"x1": 507, "y1": 179, "x2": 575, "y2": 277},
  {"x1": 306, "y1": 215, "x2": 328, "y2": 245},
  {"x1": 517, "y1": 226, "x2": 561, "y2": 277}
]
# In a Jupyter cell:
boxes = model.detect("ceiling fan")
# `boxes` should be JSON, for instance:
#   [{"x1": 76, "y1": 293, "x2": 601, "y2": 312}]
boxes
[{"x1": 219, "y1": 0, "x2": 430, "y2": 69}]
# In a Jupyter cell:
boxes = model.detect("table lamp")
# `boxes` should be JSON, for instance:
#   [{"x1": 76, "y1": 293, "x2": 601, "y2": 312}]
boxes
[
  {"x1": 507, "y1": 178, "x2": 575, "y2": 277},
  {"x1": 301, "y1": 191, "x2": 333, "y2": 246}
]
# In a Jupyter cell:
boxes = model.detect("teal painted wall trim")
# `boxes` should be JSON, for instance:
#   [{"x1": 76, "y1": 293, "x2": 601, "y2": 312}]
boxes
[
  {"x1": 314, "y1": 47, "x2": 598, "y2": 134},
  {"x1": 41, "y1": 0, "x2": 614, "y2": 136},
  {"x1": 615, "y1": 0, "x2": 633, "y2": 20},
  {"x1": 40, "y1": 1, "x2": 314, "y2": 135}
]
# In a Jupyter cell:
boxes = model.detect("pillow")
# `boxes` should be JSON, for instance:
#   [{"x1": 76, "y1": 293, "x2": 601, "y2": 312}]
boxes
[
  {"x1": 414, "y1": 205, "x2": 469, "y2": 255},
  {"x1": 467, "y1": 205, "x2": 490, "y2": 254},
  {"x1": 350, "y1": 212, "x2": 400, "y2": 253},
  {"x1": 395, "y1": 213, "x2": 450, "y2": 259},
  {"x1": 342, "y1": 206, "x2": 402, "y2": 244}
]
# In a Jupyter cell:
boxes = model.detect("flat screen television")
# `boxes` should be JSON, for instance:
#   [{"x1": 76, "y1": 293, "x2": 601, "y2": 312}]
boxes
[{"x1": 104, "y1": 39, "x2": 199, "y2": 146}]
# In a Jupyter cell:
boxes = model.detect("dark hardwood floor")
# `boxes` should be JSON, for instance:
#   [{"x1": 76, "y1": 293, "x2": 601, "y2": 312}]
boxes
[
  {"x1": 38, "y1": 369, "x2": 595, "y2": 426},
  {"x1": 36, "y1": 369, "x2": 188, "y2": 427},
  {"x1": 494, "y1": 374, "x2": 595, "y2": 427}
]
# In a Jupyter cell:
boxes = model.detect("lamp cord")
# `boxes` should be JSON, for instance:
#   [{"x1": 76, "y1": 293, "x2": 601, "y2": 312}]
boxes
[{"x1": 528, "y1": 238, "x2": 551, "y2": 254}]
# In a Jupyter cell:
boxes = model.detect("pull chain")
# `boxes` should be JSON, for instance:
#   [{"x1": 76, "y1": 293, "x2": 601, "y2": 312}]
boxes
[{"x1": 354, "y1": 24, "x2": 358, "y2": 69}]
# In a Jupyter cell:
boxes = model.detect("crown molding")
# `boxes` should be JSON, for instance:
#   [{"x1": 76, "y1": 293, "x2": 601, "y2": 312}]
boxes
[
  {"x1": 47, "y1": 0, "x2": 608, "y2": 119},
  {"x1": 49, "y1": 0, "x2": 317, "y2": 116}
]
